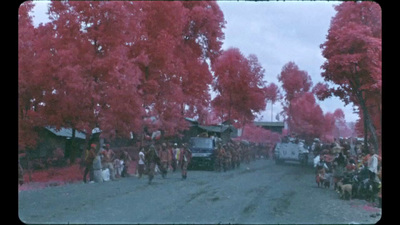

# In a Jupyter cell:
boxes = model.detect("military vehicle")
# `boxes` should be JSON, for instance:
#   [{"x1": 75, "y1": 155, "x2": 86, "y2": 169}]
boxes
[
  {"x1": 274, "y1": 139, "x2": 309, "y2": 165},
  {"x1": 187, "y1": 137, "x2": 216, "y2": 170}
]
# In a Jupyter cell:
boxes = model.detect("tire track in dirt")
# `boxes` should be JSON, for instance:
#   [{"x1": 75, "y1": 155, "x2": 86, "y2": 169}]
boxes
[{"x1": 271, "y1": 190, "x2": 296, "y2": 216}]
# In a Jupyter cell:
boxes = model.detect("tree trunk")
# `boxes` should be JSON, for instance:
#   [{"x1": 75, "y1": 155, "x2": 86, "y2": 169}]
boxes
[
  {"x1": 287, "y1": 102, "x2": 292, "y2": 134},
  {"x1": 363, "y1": 111, "x2": 368, "y2": 153},
  {"x1": 356, "y1": 91, "x2": 379, "y2": 154},
  {"x1": 69, "y1": 128, "x2": 77, "y2": 163},
  {"x1": 349, "y1": 71, "x2": 379, "y2": 154},
  {"x1": 271, "y1": 101, "x2": 273, "y2": 122}
]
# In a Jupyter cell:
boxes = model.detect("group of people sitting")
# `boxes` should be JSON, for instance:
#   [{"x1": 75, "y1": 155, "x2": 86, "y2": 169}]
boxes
[
  {"x1": 83, "y1": 143, "x2": 132, "y2": 183},
  {"x1": 313, "y1": 139, "x2": 381, "y2": 205}
]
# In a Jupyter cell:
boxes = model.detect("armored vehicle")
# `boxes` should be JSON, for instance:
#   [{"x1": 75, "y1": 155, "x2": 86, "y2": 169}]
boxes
[{"x1": 274, "y1": 140, "x2": 309, "y2": 165}]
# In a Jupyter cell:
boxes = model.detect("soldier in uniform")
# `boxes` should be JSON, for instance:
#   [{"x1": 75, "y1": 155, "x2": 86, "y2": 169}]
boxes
[
  {"x1": 224, "y1": 145, "x2": 232, "y2": 172},
  {"x1": 179, "y1": 143, "x2": 192, "y2": 180},
  {"x1": 213, "y1": 146, "x2": 220, "y2": 172},
  {"x1": 244, "y1": 144, "x2": 251, "y2": 164},
  {"x1": 146, "y1": 145, "x2": 159, "y2": 184},
  {"x1": 216, "y1": 143, "x2": 226, "y2": 172},
  {"x1": 158, "y1": 143, "x2": 171, "y2": 178},
  {"x1": 170, "y1": 143, "x2": 178, "y2": 172},
  {"x1": 234, "y1": 143, "x2": 241, "y2": 168},
  {"x1": 231, "y1": 144, "x2": 239, "y2": 169}
]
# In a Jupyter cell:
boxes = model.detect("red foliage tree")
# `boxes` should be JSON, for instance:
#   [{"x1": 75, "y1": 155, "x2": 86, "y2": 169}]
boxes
[
  {"x1": 212, "y1": 48, "x2": 268, "y2": 127},
  {"x1": 312, "y1": 82, "x2": 332, "y2": 101},
  {"x1": 19, "y1": 1, "x2": 44, "y2": 150},
  {"x1": 277, "y1": 62, "x2": 313, "y2": 132},
  {"x1": 132, "y1": 1, "x2": 225, "y2": 137},
  {"x1": 36, "y1": 1, "x2": 145, "y2": 143},
  {"x1": 241, "y1": 123, "x2": 280, "y2": 145},
  {"x1": 289, "y1": 93, "x2": 325, "y2": 142},
  {"x1": 265, "y1": 82, "x2": 280, "y2": 121},
  {"x1": 322, "y1": 112, "x2": 336, "y2": 142},
  {"x1": 19, "y1": 1, "x2": 226, "y2": 151},
  {"x1": 265, "y1": 83, "x2": 280, "y2": 104},
  {"x1": 320, "y1": 1, "x2": 381, "y2": 153},
  {"x1": 332, "y1": 109, "x2": 352, "y2": 139}
]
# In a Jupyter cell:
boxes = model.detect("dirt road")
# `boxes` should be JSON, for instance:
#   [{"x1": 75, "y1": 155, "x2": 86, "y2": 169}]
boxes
[{"x1": 18, "y1": 159, "x2": 381, "y2": 224}]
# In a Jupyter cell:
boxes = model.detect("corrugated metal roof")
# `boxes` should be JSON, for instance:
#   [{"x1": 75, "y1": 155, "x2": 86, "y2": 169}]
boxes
[
  {"x1": 198, "y1": 125, "x2": 231, "y2": 133},
  {"x1": 254, "y1": 121, "x2": 284, "y2": 127},
  {"x1": 45, "y1": 126, "x2": 86, "y2": 139}
]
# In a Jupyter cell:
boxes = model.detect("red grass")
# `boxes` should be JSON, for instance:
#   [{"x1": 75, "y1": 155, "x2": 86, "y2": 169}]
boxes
[
  {"x1": 19, "y1": 164, "x2": 84, "y2": 191},
  {"x1": 19, "y1": 162, "x2": 138, "y2": 191}
]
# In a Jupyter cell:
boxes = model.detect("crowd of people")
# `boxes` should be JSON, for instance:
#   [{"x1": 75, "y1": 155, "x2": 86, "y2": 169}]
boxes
[
  {"x1": 83, "y1": 143, "x2": 132, "y2": 183},
  {"x1": 56, "y1": 134, "x2": 383, "y2": 209},
  {"x1": 312, "y1": 138, "x2": 381, "y2": 206},
  {"x1": 82, "y1": 141, "x2": 196, "y2": 184},
  {"x1": 21, "y1": 132, "x2": 382, "y2": 209},
  {"x1": 137, "y1": 142, "x2": 193, "y2": 184},
  {"x1": 212, "y1": 140, "x2": 273, "y2": 172},
  {"x1": 81, "y1": 138, "x2": 275, "y2": 185}
]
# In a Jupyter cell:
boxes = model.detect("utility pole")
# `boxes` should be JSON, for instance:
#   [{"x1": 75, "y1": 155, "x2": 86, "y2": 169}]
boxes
[{"x1": 271, "y1": 101, "x2": 273, "y2": 122}]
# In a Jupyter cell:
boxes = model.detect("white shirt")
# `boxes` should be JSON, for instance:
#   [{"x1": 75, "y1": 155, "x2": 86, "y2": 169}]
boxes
[
  {"x1": 313, "y1": 155, "x2": 320, "y2": 168},
  {"x1": 368, "y1": 154, "x2": 378, "y2": 173},
  {"x1": 139, "y1": 151, "x2": 145, "y2": 165}
]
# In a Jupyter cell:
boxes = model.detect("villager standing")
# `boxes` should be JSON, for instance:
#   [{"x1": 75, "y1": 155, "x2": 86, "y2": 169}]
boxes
[
  {"x1": 179, "y1": 144, "x2": 192, "y2": 180},
  {"x1": 92, "y1": 145, "x2": 103, "y2": 183},
  {"x1": 101, "y1": 144, "x2": 116, "y2": 181},
  {"x1": 137, "y1": 148, "x2": 145, "y2": 179},
  {"x1": 368, "y1": 148, "x2": 379, "y2": 181},
  {"x1": 83, "y1": 143, "x2": 97, "y2": 183},
  {"x1": 120, "y1": 150, "x2": 132, "y2": 177}
]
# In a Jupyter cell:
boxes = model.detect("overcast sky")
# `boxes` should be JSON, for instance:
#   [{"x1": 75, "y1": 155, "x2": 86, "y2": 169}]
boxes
[
  {"x1": 29, "y1": 0, "x2": 359, "y2": 123},
  {"x1": 217, "y1": 0, "x2": 359, "y2": 123}
]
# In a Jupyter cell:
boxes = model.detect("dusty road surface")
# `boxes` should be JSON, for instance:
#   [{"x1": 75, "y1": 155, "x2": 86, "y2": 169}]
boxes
[{"x1": 19, "y1": 159, "x2": 381, "y2": 224}]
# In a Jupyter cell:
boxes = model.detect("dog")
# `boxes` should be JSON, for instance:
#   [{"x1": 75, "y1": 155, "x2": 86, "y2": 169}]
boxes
[
  {"x1": 316, "y1": 168, "x2": 326, "y2": 187},
  {"x1": 323, "y1": 173, "x2": 331, "y2": 189},
  {"x1": 316, "y1": 170, "x2": 332, "y2": 188},
  {"x1": 316, "y1": 174, "x2": 323, "y2": 187},
  {"x1": 337, "y1": 181, "x2": 352, "y2": 200}
]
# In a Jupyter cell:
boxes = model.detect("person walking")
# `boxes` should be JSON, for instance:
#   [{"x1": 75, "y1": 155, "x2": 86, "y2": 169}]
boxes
[
  {"x1": 83, "y1": 143, "x2": 97, "y2": 183},
  {"x1": 179, "y1": 144, "x2": 192, "y2": 180},
  {"x1": 158, "y1": 143, "x2": 171, "y2": 178},
  {"x1": 224, "y1": 146, "x2": 232, "y2": 172},
  {"x1": 215, "y1": 143, "x2": 225, "y2": 172},
  {"x1": 137, "y1": 148, "x2": 145, "y2": 179},
  {"x1": 146, "y1": 145, "x2": 159, "y2": 184},
  {"x1": 170, "y1": 143, "x2": 178, "y2": 172}
]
